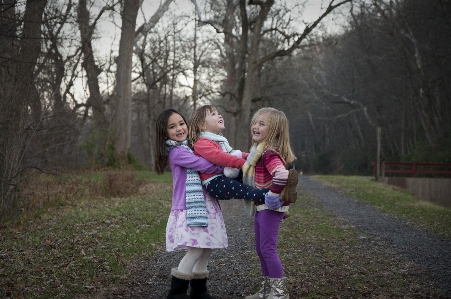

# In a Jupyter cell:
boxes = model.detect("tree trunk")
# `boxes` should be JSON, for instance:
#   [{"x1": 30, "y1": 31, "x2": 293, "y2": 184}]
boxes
[
  {"x1": 221, "y1": 0, "x2": 238, "y2": 146},
  {"x1": 1, "y1": 0, "x2": 47, "y2": 215},
  {"x1": 77, "y1": 0, "x2": 107, "y2": 129},
  {"x1": 236, "y1": 0, "x2": 274, "y2": 150},
  {"x1": 112, "y1": 0, "x2": 140, "y2": 164}
]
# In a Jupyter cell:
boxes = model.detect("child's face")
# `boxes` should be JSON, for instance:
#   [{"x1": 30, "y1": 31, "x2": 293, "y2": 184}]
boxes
[
  {"x1": 167, "y1": 113, "x2": 188, "y2": 142},
  {"x1": 202, "y1": 109, "x2": 224, "y2": 134},
  {"x1": 251, "y1": 113, "x2": 270, "y2": 143}
]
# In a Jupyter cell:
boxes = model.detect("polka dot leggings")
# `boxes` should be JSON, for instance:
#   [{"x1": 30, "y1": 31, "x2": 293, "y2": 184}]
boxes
[{"x1": 205, "y1": 176, "x2": 268, "y2": 202}]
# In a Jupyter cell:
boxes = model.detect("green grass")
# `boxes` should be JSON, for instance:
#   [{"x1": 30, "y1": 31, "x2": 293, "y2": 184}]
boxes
[
  {"x1": 0, "y1": 171, "x2": 172, "y2": 299},
  {"x1": 313, "y1": 175, "x2": 451, "y2": 239}
]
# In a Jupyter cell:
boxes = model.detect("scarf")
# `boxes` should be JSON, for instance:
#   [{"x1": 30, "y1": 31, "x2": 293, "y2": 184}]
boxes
[
  {"x1": 200, "y1": 132, "x2": 233, "y2": 153},
  {"x1": 166, "y1": 139, "x2": 208, "y2": 227},
  {"x1": 242, "y1": 142, "x2": 267, "y2": 187}
]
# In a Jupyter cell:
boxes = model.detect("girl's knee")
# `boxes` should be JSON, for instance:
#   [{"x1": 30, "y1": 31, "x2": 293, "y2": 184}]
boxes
[{"x1": 186, "y1": 247, "x2": 204, "y2": 259}]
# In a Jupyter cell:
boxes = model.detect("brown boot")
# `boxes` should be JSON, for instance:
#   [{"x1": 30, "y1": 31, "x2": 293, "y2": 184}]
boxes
[{"x1": 282, "y1": 169, "x2": 298, "y2": 203}]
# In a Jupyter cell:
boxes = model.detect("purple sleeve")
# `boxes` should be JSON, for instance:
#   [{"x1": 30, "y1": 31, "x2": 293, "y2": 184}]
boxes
[{"x1": 169, "y1": 147, "x2": 223, "y2": 174}]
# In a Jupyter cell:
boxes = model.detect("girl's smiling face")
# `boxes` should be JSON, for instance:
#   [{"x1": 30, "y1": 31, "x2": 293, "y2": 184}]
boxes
[
  {"x1": 167, "y1": 113, "x2": 188, "y2": 142},
  {"x1": 203, "y1": 109, "x2": 225, "y2": 134},
  {"x1": 251, "y1": 113, "x2": 270, "y2": 143}
]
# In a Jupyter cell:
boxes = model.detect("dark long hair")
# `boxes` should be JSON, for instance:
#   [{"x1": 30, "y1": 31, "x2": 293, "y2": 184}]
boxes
[{"x1": 154, "y1": 109, "x2": 188, "y2": 174}]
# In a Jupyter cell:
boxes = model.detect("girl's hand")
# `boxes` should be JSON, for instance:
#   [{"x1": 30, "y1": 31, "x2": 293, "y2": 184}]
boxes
[{"x1": 265, "y1": 191, "x2": 283, "y2": 209}]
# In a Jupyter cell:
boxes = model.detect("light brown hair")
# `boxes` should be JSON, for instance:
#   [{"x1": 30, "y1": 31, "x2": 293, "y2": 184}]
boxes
[
  {"x1": 188, "y1": 105, "x2": 218, "y2": 146},
  {"x1": 251, "y1": 107, "x2": 296, "y2": 163}
]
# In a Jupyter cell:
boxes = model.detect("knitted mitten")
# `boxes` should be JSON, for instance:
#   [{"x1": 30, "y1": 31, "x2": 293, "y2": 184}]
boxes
[{"x1": 265, "y1": 192, "x2": 283, "y2": 210}]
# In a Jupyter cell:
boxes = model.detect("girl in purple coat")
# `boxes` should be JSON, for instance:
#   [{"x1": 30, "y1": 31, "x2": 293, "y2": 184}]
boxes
[{"x1": 154, "y1": 109, "x2": 227, "y2": 299}]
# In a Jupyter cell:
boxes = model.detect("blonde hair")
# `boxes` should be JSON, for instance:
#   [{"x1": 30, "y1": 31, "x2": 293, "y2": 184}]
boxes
[
  {"x1": 188, "y1": 105, "x2": 217, "y2": 146},
  {"x1": 251, "y1": 107, "x2": 296, "y2": 163}
]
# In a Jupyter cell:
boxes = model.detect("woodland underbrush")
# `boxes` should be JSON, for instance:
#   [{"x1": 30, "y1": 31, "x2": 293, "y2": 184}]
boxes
[{"x1": 1, "y1": 169, "x2": 146, "y2": 226}]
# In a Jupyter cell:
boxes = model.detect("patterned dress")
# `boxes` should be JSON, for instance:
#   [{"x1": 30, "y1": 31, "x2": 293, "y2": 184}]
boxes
[{"x1": 166, "y1": 193, "x2": 228, "y2": 251}]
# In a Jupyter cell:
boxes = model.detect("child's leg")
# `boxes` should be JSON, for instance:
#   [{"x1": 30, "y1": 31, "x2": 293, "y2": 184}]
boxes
[
  {"x1": 178, "y1": 247, "x2": 204, "y2": 274},
  {"x1": 255, "y1": 210, "x2": 285, "y2": 278},
  {"x1": 192, "y1": 248, "x2": 212, "y2": 273},
  {"x1": 254, "y1": 215, "x2": 270, "y2": 277},
  {"x1": 189, "y1": 249, "x2": 216, "y2": 299},
  {"x1": 206, "y1": 176, "x2": 268, "y2": 202}
]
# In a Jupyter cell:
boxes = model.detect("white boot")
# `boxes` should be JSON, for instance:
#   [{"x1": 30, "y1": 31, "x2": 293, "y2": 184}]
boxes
[
  {"x1": 268, "y1": 277, "x2": 289, "y2": 299},
  {"x1": 245, "y1": 276, "x2": 272, "y2": 299}
]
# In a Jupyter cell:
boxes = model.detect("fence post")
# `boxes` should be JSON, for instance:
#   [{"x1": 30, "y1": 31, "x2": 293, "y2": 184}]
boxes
[{"x1": 376, "y1": 127, "x2": 381, "y2": 181}]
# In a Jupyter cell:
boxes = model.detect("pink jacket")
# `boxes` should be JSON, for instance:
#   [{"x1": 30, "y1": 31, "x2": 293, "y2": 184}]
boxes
[{"x1": 193, "y1": 138, "x2": 248, "y2": 182}]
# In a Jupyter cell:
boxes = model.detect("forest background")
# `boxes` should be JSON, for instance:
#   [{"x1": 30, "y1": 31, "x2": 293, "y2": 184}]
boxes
[{"x1": 1, "y1": 0, "x2": 450, "y2": 219}]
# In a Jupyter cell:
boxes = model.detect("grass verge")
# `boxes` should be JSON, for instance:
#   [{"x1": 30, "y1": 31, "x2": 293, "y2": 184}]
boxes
[
  {"x1": 313, "y1": 175, "x2": 451, "y2": 239},
  {"x1": 0, "y1": 171, "x2": 172, "y2": 299}
]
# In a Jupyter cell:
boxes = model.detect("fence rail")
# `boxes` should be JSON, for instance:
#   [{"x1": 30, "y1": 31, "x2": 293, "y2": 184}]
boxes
[{"x1": 371, "y1": 162, "x2": 451, "y2": 178}]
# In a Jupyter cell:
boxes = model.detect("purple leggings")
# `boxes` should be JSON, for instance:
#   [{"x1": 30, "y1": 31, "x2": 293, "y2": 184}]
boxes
[{"x1": 254, "y1": 209, "x2": 285, "y2": 278}]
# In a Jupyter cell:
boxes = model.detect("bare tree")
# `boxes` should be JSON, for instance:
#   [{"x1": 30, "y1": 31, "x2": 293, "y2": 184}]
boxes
[
  {"x1": 112, "y1": 0, "x2": 175, "y2": 165},
  {"x1": 0, "y1": 0, "x2": 48, "y2": 216},
  {"x1": 194, "y1": 0, "x2": 351, "y2": 148}
]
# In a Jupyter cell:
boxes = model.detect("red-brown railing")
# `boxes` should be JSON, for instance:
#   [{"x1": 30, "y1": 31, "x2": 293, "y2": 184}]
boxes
[{"x1": 371, "y1": 162, "x2": 451, "y2": 177}]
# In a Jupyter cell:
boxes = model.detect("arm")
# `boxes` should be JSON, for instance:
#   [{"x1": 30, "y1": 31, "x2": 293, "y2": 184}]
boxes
[
  {"x1": 194, "y1": 138, "x2": 245, "y2": 168},
  {"x1": 169, "y1": 147, "x2": 223, "y2": 174},
  {"x1": 264, "y1": 151, "x2": 289, "y2": 194}
]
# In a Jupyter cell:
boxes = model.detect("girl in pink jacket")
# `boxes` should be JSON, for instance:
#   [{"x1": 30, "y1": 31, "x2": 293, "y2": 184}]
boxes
[{"x1": 188, "y1": 105, "x2": 282, "y2": 209}]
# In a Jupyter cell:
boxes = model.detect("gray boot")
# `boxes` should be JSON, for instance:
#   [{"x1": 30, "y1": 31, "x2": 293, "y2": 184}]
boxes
[
  {"x1": 245, "y1": 276, "x2": 272, "y2": 299},
  {"x1": 268, "y1": 277, "x2": 289, "y2": 299}
]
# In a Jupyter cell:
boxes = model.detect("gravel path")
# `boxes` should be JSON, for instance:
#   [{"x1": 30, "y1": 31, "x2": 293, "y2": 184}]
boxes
[
  {"x1": 298, "y1": 176, "x2": 451, "y2": 296},
  {"x1": 102, "y1": 176, "x2": 451, "y2": 298},
  {"x1": 102, "y1": 199, "x2": 260, "y2": 299}
]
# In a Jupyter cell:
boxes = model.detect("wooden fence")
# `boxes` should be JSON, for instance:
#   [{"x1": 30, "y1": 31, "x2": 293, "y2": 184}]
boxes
[{"x1": 371, "y1": 162, "x2": 451, "y2": 178}]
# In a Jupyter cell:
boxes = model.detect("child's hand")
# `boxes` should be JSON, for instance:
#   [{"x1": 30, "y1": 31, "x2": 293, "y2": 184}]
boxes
[
  {"x1": 265, "y1": 191, "x2": 283, "y2": 209},
  {"x1": 230, "y1": 150, "x2": 242, "y2": 159},
  {"x1": 224, "y1": 167, "x2": 240, "y2": 178}
]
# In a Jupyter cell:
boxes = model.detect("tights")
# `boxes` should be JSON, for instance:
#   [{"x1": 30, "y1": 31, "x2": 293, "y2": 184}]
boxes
[{"x1": 177, "y1": 247, "x2": 212, "y2": 274}]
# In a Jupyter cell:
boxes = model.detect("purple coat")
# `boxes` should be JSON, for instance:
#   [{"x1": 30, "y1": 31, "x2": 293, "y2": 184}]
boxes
[{"x1": 168, "y1": 146, "x2": 223, "y2": 210}]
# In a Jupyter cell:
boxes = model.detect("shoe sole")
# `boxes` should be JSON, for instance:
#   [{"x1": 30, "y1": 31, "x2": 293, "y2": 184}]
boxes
[{"x1": 282, "y1": 169, "x2": 298, "y2": 203}]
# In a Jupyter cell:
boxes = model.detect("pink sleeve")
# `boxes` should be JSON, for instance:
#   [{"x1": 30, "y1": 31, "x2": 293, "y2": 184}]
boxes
[
  {"x1": 264, "y1": 151, "x2": 288, "y2": 194},
  {"x1": 194, "y1": 138, "x2": 245, "y2": 168}
]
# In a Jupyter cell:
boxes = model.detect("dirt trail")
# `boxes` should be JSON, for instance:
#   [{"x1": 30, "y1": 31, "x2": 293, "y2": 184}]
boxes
[{"x1": 299, "y1": 175, "x2": 451, "y2": 296}]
